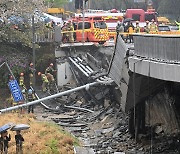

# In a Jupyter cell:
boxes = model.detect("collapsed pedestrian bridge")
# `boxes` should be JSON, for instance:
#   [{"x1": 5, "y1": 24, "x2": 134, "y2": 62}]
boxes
[{"x1": 108, "y1": 34, "x2": 180, "y2": 135}]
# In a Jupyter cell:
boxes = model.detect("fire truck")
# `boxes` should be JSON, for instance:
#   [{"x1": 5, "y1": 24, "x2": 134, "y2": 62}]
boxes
[{"x1": 125, "y1": 9, "x2": 157, "y2": 27}]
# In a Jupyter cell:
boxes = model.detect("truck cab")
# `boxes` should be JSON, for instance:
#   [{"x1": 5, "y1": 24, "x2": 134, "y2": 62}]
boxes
[
  {"x1": 125, "y1": 9, "x2": 157, "y2": 27},
  {"x1": 76, "y1": 18, "x2": 109, "y2": 44}
]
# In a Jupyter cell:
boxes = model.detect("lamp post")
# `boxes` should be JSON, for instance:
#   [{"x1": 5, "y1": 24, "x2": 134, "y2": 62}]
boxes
[
  {"x1": 32, "y1": 15, "x2": 36, "y2": 87},
  {"x1": 82, "y1": 0, "x2": 85, "y2": 43}
]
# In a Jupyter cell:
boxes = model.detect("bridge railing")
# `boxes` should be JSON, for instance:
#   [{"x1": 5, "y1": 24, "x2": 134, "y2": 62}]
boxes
[
  {"x1": 35, "y1": 30, "x2": 54, "y2": 43},
  {"x1": 8, "y1": 30, "x2": 55, "y2": 43},
  {"x1": 134, "y1": 34, "x2": 180, "y2": 62}
]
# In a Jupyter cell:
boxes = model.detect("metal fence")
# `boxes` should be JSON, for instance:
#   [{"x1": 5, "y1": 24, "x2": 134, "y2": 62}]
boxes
[{"x1": 134, "y1": 34, "x2": 180, "y2": 62}]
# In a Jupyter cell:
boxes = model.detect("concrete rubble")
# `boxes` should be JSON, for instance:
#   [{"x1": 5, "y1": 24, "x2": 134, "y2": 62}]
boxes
[{"x1": 35, "y1": 86, "x2": 180, "y2": 154}]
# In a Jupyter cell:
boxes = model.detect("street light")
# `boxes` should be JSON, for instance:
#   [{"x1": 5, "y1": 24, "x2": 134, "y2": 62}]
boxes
[
  {"x1": 82, "y1": 0, "x2": 85, "y2": 43},
  {"x1": 32, "y1": 15, "x2": 36, "y2": 87}
]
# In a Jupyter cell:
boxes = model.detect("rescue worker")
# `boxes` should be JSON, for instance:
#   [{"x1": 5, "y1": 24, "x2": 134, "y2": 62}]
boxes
[
  {"x1": 149, "y1": 19, "x2": 158, "y2": 33},
  {"x1": 134, "y1": 21, "x2": 140, "y2": 33},
  {"x1": 29, "y1": 63, "x2": 35, "y2": 87},
  {"x1": 27, "y1": 89, "x2": 35, "y2": 113},
  {"x1": 116, "y1": 21, "x2": 124, "y2": 39},
  {"x1": 45, "y1": 63, "x2": 57, "y2": 91},
  {"x1": 68, "y1": 21, "x2": 74, "y2": 43},
  {"x1": 22, "y1": 89, "x2": 27, "y2": 102},
  {"x1": 175, "y1": 20, "x2": 180, "y2": 31},
  {"x1": 19, "y1": 73, "x2": 25, "y2": 90},
  {"x1": 38, "y1": 72, "x2": 49, "y2": 92},
  {"x1": 0, "y1": 131, "x2": 11, "y2": 154},
  {"x1": 128, "y1": 22, "x2": 134, "y2": 43},
  {"x1": 45, "y1": 21, "x2": 52, "y2": 29},
  {"x1": 8, "y1": 75, "x2": 14, "y2": 81},
  {"x1": 144, "y1": 21, "x2": 150, "y2": 33},
  {"x1": 61, "y1": 22, "x2": 69, "y2": 43},
  {"x1": 15, "y1": 130, "x2": 24, "y2": 154}
]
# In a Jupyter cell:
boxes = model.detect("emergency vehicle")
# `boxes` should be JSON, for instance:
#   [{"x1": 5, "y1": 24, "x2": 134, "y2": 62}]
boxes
[
  {"x1": 75, "y1": 10, "x2": 124, "y2": 39},
  {"x1": 125, "y1": 9, "x2": 157, "y2": 27},
  {"x1": 74, "y1": 17, "x2": 109, "y2": 44}
]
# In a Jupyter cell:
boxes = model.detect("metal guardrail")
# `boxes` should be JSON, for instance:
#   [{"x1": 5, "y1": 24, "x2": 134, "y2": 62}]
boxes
[
  {"x1": 8, "y1": 31, "x2": 54, "y2": 43},
  {"x1": 134, "y1": 34, "x2": 180, "y2": 62}
]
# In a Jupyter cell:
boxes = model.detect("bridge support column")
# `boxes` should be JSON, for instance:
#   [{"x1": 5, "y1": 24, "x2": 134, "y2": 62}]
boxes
[{"x1": 128, "y1": 102, "x2": 146, "y2": 139}]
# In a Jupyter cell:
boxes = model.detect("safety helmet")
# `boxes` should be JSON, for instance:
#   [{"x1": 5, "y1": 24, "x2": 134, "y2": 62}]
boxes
[
  {"x1": 22, "y1": 89, "x2": 26, "y2": 93},
  {"x1": 28, "y1": 89, "x2": 33, "y2": 94},
  {"x1": 151, "y1": 19, "x2": 155, "y2": 22},
  {"x1": 30, "y1": 63, "x2": 33, "y2": 66},
  {"x1": 117, "y1": 21, "x2": 120, "y2": 24},
  {"x1": 9, "y1": 75, "x2": 13, "y2": 80},
  {"x1": 38, "y1": 72, "x2": 41, "y2": 76},
  {"x1": 146, "y1": 21, "x2": 149, "y2": 23},
  {"x1": 50, "y1": 63, "x2": 53, "y2": 66},
  {"x1": 20, "y1": 73, "x2": 24, "y2": 76},
  {"x1": 136, "y1": 21, "x2": 139, "y2": 24}
]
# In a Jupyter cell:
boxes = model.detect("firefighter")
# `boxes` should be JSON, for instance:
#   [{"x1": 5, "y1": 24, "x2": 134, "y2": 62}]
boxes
[
  {"x1": 27, "y1": 89, "x2": 35, "y2": 113},
  {"x1": 29, "y1": 63, "x2": 35, "y2": 87},
  {"x1": 68, "y1": 21, "x2": 74, "y2": 43},
  {"x1": 38, "y1": 72, "x2": 49, "y2": 92},
  {"x1": 19, "y1": 73, "x2": 25, "y2": 90},
  {"x1": 134, "y1": 21, "x2": 140, "y2": 33},
  {"x1": 144, "y1": 21, "x2": 150, "y2": 33},
  {"x1": 45, "y1": 63, "x2": 57, "y2": 90},
  {"x1": 15, "y1": 130, "x2": 24, "y2": 154},
  {"x1": 175, "y1": 20, "x2": 180, "y2": 31},
  {"x1": 61, "y1": 22, "x2": 69, "y2": 43},
  {"x1": 150, "y1": 19, "x2": 158, "y2": 33},
  {"x1": 128, "y1": 22, "x2": 134, "y2": 43}
]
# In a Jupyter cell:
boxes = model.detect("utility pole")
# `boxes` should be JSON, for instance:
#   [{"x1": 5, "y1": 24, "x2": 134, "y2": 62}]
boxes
[
  {"x1": 82, "y1": 0, "x2": 85, "y2": 43},
  {"x1": 32, "y1": 15, "x2": 36, "y2": 87},
  {"x1": 88, "y1": 0, "x2": 90, "y2": 9}
]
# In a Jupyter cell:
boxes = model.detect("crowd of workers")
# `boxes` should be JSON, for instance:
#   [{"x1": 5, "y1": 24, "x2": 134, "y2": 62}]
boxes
[
  {"x1": 116, "y1": 19, "x2": 158, "y2": 43},
  {"x1": 18, "y1": 62, "x2": 56, "y2": 93},
  {"x1": 8, "y1": 62, "x2": 57, "y2": 114},
  {"x1": 0, "y1": 130, "x2": 24, "y2": 154}
]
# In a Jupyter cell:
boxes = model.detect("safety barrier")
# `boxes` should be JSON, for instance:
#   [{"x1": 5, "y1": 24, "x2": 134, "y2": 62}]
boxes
[{"x1": 134, "y1": 34, "x2": 180, "y2": 62}]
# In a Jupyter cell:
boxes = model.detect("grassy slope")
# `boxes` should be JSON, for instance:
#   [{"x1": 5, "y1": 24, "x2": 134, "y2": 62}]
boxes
[{"x1": 0, "y1": 113, "x2": 78, "y2": 154}]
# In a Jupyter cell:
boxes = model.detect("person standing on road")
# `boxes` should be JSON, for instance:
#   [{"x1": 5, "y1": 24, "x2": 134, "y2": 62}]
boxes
[
  {"x1": 144, "y1": 21, "x2": 150, "y2": 33},
  {"x1": 134, "y1": 21, "x2": 140, "y2": 33},
  {"x1": 128, "y1": 22, "x2": 134, "y2": 43},
  {"x1": 19, "y1": 73, "x2": 25, "y2": 90},
  {"x1": 150, "y1": 19, "x2": 158, "y2": 33},
  {"x1": 38, "y1": 72, "x2": 49, "y2": 92},
  {"x1": 116, "y1": 21, "x2": 124, "y2": 39},
  {"x1": 175, "y1": 20, "x2": 180, "y2": 31},
  {"x1": 27, "y1": 89, "x2": 36, "y2": 113},
  {"x1": 45, "y1": 63, "x2": 56, "y2": 90},
  {"x1": 68, "y1": 21, "x2": 74, "y2": 43},
  {"x1": 15, "y1": 130, "x2": 24, "y2": 154}
]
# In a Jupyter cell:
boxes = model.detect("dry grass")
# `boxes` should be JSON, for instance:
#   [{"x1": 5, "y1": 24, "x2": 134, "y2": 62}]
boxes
[{"x1": 0, "y1": 113, "x2": 79, "y2": 154}]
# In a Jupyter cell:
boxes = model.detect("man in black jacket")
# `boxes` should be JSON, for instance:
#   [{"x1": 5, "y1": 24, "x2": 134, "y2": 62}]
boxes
[{"x1": 15, "y1": 130, "x2": 24, "y2": 154}]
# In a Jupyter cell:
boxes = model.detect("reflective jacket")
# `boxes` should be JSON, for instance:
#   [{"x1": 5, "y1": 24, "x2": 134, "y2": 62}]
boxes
[
  {"x1": 19, "y1": 76, "x2": 24, "y2": 86},
  {"x1": 41, "y1": 74, "x2": 49, "y2": 83}
]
